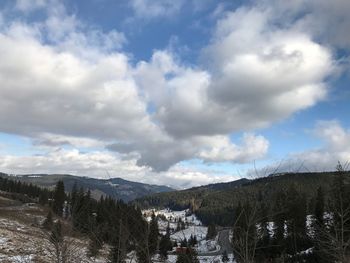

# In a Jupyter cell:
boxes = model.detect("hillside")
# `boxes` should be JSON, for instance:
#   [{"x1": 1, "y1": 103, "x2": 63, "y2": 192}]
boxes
[
  {"x1": 0, "y1": 173, "x2": 173, "y2": 202},
  {"x1": 135, "y1": 171, "x2": 350, "y2": 225}
]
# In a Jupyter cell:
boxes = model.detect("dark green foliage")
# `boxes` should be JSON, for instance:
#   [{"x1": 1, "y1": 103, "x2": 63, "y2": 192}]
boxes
[
  {"x1": 0, "y1": 175, "x2": 51, "y2": 204},
  {"x1": 232, "y1": 201, "x2": 258, "y2": 263},
  {"x1": 314, "y1": 186, "x2": 325, "y2": 226},
  {"x1": 53, "y1": 180, "x2": 65, "y2": 216},
  {"x1": 148, "y1": 213, "x2": 159, "y2": 255},
  {"x1": 180, "y1": 238, "x2": 188, "y2": 248},
  {"x1": 188, "y1": 234, "x2": 197, "y2": 247},
  {"x1": 71, "y1": 187, "x2": 92, "y2": 233},
  {"x1": 134, "y1": 217, "x2": 152, "y2": 263},
  {"x1": 255, "y1": 202, "x2": 271, "y2": 260},
  {"x1": 0, "y1": 174, "x2": 152, "y2": 262},
  {"x1": 284, "y1": 185, "x2": 309, "y2": 257},
  {"x1": 272, "y1": 190, "x2": 287, "y2": 254},
  {"x1": 176, "y1": 218, "x2": 186, "y2": 231},
  {"x1": 176, "y1": 252, "x2": 187, "y2": 263},
  {"x1": 159, "y1": 224, "x2": 173, "y2": 259},
  {"x1": 176, "y1": 248, "x2": 199, "y2": 263},
  {"x1": 88, "y1": 214, "x2": 102, "y2": 258},
  {"x1": 136, "y1": 172, "x2": 343, "y2": 226},
  {"x1": 322, "y1": 164, "x2": 350, "y2": 262},
  {"x1": 206, "y1": 223, "x2": 217, "y2": 240},
  {"x1": 108, "y1": 219, "x2": 129, "y2": 263}
]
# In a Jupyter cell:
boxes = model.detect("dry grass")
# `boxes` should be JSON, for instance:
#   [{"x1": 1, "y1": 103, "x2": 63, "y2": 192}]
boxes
[{"x1": 0, "y1": 202, "x2": 106, "y2": 262}]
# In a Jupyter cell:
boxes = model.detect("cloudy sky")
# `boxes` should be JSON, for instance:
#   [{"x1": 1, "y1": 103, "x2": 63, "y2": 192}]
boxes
[{"x1": 0, "y1": 0, "x2": 349, "y2": 189}]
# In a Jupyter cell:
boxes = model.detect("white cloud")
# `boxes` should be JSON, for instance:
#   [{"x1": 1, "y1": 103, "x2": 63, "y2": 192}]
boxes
[
  {"x1": 265, "y1": 0, "x2": 350, "y2": 50},
  {"x1": 0, "y1": 148, "x2": 237, "y2": 189},
  {"x1": 130, "y1": 0, "x2": 185, "y2": 19},
  {"x1": 0, "y1": 28, "x2": 156, "y2": 141},
  {"x1": 294, "y1": 121, "x2": 350, "y2": 169},
  {"x1": 198, "y1": 134, "x2": 269, "y2": 163},
  {"x1": 0, "y1": 0, "x2": 343, "y2": 178},
  {"x1": 33, "y1": 133, "x2": 105, "y2": 149},
  {"x1": 15, "y1": 0, "x2": 47, "y2": 13},
  {"x1": 256, "y1": 120, "x2": 350, "y2": 174},
  {"x1": 108, "y1": 133, "x2": 268, "y2": 171},
  {"x1": 133, "y1": 7, "x2": 333, "y2": 138}
]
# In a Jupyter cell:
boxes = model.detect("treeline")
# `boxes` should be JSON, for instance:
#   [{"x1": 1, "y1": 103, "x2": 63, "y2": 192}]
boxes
[
  {"x1": 42, "y1": 180, "x2": 162, "y2": 262},
  {"x1": 231, "y1": 165, "x2": 350, "y2": 262},
  {"x1": 136, "y1": 171, "x2": 343, "y2": 226},
  {"x1": 0, "y1": 175, "x2": 51, "y2": 204}
]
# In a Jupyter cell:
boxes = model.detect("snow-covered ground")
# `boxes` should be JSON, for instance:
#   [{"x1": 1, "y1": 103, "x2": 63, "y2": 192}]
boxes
[
  {"x1": 166, "y1": 254, "x2": 235, "y2": 263},
  {"x1": 144, "y1": 208, "x2": 209, "y2": 242},
  {"x1": 171, "y1": 225, "x2": 208, "y2": 242},
  {"x1": 142, "y1": 208, "x2": 232, "y2": 262},
  {"x1": 0, "y1": 205, "x2": 230, "y2": 263},
  {"x1": 0, "y1": 204, "x2": 110, "y2": 263}
]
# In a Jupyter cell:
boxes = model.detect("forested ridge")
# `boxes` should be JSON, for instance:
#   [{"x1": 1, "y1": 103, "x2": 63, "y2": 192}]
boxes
[
  {"x1": 136, "y1": 171, "x2": 349, "y2": 225},
  {"x1": 136, "y1": 167, "x2": 350, "y2": 262}
]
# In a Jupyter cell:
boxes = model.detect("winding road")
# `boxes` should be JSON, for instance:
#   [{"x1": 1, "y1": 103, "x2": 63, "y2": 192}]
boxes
[{"x1": 198, "y1": 228, "x2": 232, "y2": 256}]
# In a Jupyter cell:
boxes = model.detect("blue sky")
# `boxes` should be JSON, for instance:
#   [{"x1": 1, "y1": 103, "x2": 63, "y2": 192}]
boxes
[{"x1": 0, "y1": 0, "x2": 349, "y2": 188}]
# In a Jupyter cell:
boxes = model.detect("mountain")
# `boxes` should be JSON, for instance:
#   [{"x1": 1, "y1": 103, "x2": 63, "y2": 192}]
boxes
[
  {"x1": 135, "y1": 177, "x2": 250, "y2": 211},
  {"x1": 135, "y1": 171, "x2": 350, "y2": 225},
  {"x1": 189, "y1": 178, "x2": 250, "y2": 191},
  {"x1": 0, "y1": 172, "x2": 173, "y2": 202}
]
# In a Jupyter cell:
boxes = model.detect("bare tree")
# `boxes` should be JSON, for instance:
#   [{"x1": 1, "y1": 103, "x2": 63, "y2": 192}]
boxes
[
  {"x1": 39, "y1": 220, "x2": 90, "y2": 263},
  {"x1": 315, "y1": 162, "x2": 350, "y2": 263}
]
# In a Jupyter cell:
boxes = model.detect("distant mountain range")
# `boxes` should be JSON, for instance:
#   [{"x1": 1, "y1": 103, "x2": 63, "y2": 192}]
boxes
[{"x1": 0, "y1": 173, "x2": 174, "y2": 202}]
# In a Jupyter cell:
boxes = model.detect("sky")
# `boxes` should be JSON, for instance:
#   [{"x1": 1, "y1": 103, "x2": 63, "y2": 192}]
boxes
[{"x1": 0, "y1": 0, "x2": 349, "y2": 189}]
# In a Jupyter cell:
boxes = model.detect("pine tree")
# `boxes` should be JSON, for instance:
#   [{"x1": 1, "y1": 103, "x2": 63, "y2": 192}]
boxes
[
  {"x1": 188, "y1": 234, "x2": 197, "y2": 247},
  {"x1": 159, "y1": 224, "x2": 172, "y2": 259},
  {"x1": 176, "y1": 252, "x2": 187, "y2": 263},
  {"x1": 232, "y1": 201, "x2": 258, "y2": 263},
  {"x1": 206, "y1": 223, "x2": 217, "y2": 240},
  {"x1": 256, "y1": 202, "x2": 271, "y2": 260},
  {"x1": 270, "y1": 190, "x2": 287, "y2": 261},
  {"x1": 314, "y1": 186, "x2": 325, "y2": 226},
  {"x1": 176, "y1": 248, "x2": 199, "y2": 263},
  {"x1": 284, "y1": 185, "x2": 309, "y2": 260},
  {"x1": 109, "y1": 220, "x2": 128, "y2": 263},
  {"x1": 176, "y1": 218, "x2": 182, "y2": 231},
  {"x1": 180, "y1": 238, "x2": 188, "y2": 248},
  {"x1": 136, "y1": 219, "x2": 152, "y2": 263},
  {"x1": 70, "y1": 181, "x2": 78, "y2": 215},
  {"x1": 313, "y1": 186, "x2": 330, "y2": 263},
  {"x1": 88, "y1": 215, "x2": 102, "y2": 259},
  {"x1": 52, "y1": 180, "x2": 65, "y2": 217},
  {"x1": 148, "y1": 213, "x2": 159, "y2": 255},
  {"x1": 181, "y1": 220, "x2": 186, "y2": 230},
  {"x1": 324, "y1": 164, "x2": 350, "y2": 262}
]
